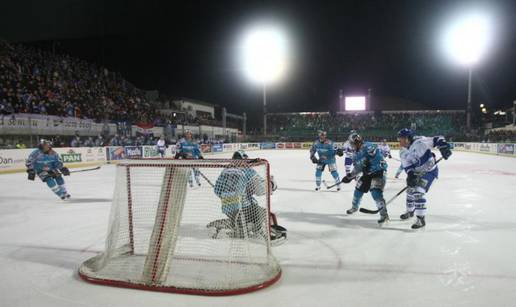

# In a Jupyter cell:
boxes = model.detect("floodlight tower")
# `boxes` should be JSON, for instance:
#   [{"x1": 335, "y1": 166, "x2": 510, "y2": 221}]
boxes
[
  {"x1": 441, "y1": 13, "x2": 492, "y2": 130},
  {"x1": 240, "y1": 25, "x2": 289, "y2": 136}
]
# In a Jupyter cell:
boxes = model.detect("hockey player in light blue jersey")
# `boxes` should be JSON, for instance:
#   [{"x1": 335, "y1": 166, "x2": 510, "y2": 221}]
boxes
[
  {"x1": 341, "y1": 133, "x2": 389, "y2": 224},
  {"x1": 397, "y1": 128, "x2": 452, "y2": 229},
  {"x1": 175, "y1": 130, "x2": 204, "y2": 187},
  {"x1": 310, "y1": 131, "x2": 343, "y2": 191},
  {"x1": 26, "y1": 139, "x2": 71, "y2": 200}
]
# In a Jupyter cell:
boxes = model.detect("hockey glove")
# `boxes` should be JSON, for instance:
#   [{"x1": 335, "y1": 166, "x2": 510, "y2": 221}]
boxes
[
  {"x1": 439, "y1": 144, "x2": 452, "y2": 160},
  {"x1": 27, "y1": 169, "x2": 35, "y2": 181},
  {"x1": 198, "y1": 155, "x2": 204, "y2": 159},
  {"x1": 341, "y1": 174, "x2": 354, "y2": 184},
  {"x1": 406, "y1": 171, "x2": 418, "y2": 187},
  {"x1": 60, "y1": 167, "x2": 70, "y2": 176},
  {"x1": 310, "y1": 156, "x2": 319, "y2": 164},
  {"x1": 336, "y1": 148, "x2": 344, "y2": 157}
]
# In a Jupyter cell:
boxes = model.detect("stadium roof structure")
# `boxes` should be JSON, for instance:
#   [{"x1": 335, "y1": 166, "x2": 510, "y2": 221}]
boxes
[
  {"x1": 370, "y1": 96, "x2": 461, "y2": 111},
  {"x1": 174, "y1": 97, "x2": 219, "y2": 108}
]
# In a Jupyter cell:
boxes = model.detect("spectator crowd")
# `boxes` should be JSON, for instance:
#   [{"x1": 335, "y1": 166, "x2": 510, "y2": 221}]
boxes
[
  {"x1": 0, "y1": 40, "x2": 155, "y2": 123},
  {"x1": 485, "y1": 129, "x2": 516, "y2": 142},
  {"x1": 267, "y1": 112, "x2": 466, "y2": 141}
]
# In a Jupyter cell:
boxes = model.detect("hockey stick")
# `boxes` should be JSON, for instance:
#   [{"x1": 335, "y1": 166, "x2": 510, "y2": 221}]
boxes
[
  {"x1": 323, "y1": 178, "x2": 354, "y2": 190},
  {"x1": 197, "y1": 170, "x2": 214, "y2": 187},
  {"x1": 359, "y1": 157, "x2": 443, "y2": 214},
  {"x1": 70, "y1": 166, "x2": 101, "y2": 173},
  {"x1": 322, "y1": 180, "x2": 335, "y2": 189}
]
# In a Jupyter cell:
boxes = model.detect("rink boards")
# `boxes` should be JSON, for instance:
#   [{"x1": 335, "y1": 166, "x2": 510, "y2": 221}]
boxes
[{"x1": 1, "y1": 141, "x2": 515, "y2": 174}]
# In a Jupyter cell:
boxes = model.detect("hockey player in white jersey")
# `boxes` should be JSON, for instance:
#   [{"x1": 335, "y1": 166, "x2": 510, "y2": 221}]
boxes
[
  {"x1": 378, "y1": 139, "x2": 392, "y2": 159},
  {"x1": 341, "y1": 138, "x2": 354, "y2": 176},
  {"x1": 394, "y1": 147, "x2": 409, "y2": 178},
  {"x1": 397, "y1": 128, "x2": 452, "y2": 229},
  {"x1": 156, "y1": 136, "x2": 167, "y2": 158}
]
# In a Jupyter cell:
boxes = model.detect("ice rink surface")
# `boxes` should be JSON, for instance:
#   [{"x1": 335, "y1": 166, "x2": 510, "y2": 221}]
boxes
[{"x1": 1, "y1": 149, "x2": 516, "y2": 307}]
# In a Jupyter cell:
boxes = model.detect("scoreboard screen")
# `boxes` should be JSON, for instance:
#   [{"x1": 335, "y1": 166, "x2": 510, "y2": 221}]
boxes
[{"x1": 344, "y1": 96, "x2": 366, "y2": 111}]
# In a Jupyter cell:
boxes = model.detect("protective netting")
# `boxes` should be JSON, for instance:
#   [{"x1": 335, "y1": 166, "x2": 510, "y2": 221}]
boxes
[{"x1": 79, "y1": 159, "x2": 281, "y2": 295}]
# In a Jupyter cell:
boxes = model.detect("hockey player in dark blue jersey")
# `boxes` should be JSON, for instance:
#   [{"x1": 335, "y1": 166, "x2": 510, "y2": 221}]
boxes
[
  {"x1": 341, "y1": 133, "x2": 389, "y2": 225},
  {"x1": 310, "y1": 131, "x2": 343, "y2": 191},
  {"x1": 397, "y1": 128, "x2": 452, "y2": 229},
  {"x1": 26, "y1": 139, "x2": 71, "y2": 200}
]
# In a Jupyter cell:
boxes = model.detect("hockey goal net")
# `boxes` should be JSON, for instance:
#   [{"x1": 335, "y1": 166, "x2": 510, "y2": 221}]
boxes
[{"x1": 79, "y1": 158, "x2": 281, "y2": 295}]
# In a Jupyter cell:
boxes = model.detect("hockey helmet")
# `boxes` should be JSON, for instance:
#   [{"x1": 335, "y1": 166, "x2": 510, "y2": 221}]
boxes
[
  {"x1": 397, "y1": 128, "x2": 415, "y2": 141},
  {"x1": 348, "y1": 132, "x2": 363, "y2": 149},
  {"x1": 38, "y1": 139, "x2": 52, "y2": 151}
]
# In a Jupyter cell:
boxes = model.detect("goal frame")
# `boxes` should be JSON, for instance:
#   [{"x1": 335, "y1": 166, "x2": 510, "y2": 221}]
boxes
[{"x1": 78, "y1": 158, "x2": 282, "y2": 296}]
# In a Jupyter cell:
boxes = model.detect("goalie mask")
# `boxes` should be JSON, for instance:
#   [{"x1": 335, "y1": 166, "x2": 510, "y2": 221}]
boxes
[{"x1": 232, "y1": 150, "x2": 248, "y2": 160}]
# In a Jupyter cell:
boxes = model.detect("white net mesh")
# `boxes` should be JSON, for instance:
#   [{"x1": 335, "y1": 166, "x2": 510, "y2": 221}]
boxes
[{"x1": 79, "y1": 159, "x2": 281, "y2": 295}]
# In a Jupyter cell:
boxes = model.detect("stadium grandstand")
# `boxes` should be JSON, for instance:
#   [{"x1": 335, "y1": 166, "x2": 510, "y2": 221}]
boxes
[
  {"x1": 1, "y1": 40, "x2": 516, "y2": 149},
  {"x1": 0, "y1": 40, "x2": 246, "y2": 149}
]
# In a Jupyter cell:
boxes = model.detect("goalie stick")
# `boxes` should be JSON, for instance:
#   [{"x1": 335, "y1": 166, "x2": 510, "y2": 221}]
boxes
[
  {"x1": 359, "y1": 157, "x2": 443, "y2": 214},
  {"x1": 70, "y1": 166, "x2": 101, "y2": 173}
]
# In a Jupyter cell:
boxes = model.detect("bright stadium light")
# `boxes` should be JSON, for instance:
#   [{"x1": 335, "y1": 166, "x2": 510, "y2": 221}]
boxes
[
  {"x1": 241, "y1": 27, "x2": 288, "y2": 84},
  {"x1": 442, "y1": 14, "x2": 492, "y2": 66},
  {"x1": 441, "y1": 12, "x2": 493, "y2": 130},
  {"x1": 239, "y1": 24, "x2": 290, "y2": 136}
]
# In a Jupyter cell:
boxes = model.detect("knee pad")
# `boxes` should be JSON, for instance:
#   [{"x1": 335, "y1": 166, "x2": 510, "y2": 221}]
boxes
[
  {"x1": 328, "y1": 163, "x2": 337, "y2": 172},
  {"x1": 55, "y1": 176, "x2": 65, "y2": 185},
  {"x1": 407, "y1": 186, "x2": 426, "y2": 201}
]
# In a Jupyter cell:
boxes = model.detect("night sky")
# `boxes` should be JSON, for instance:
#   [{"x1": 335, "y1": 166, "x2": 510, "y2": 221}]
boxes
[{"x1": 1, "y1": 0, "x2": 516, "y2": 124}]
